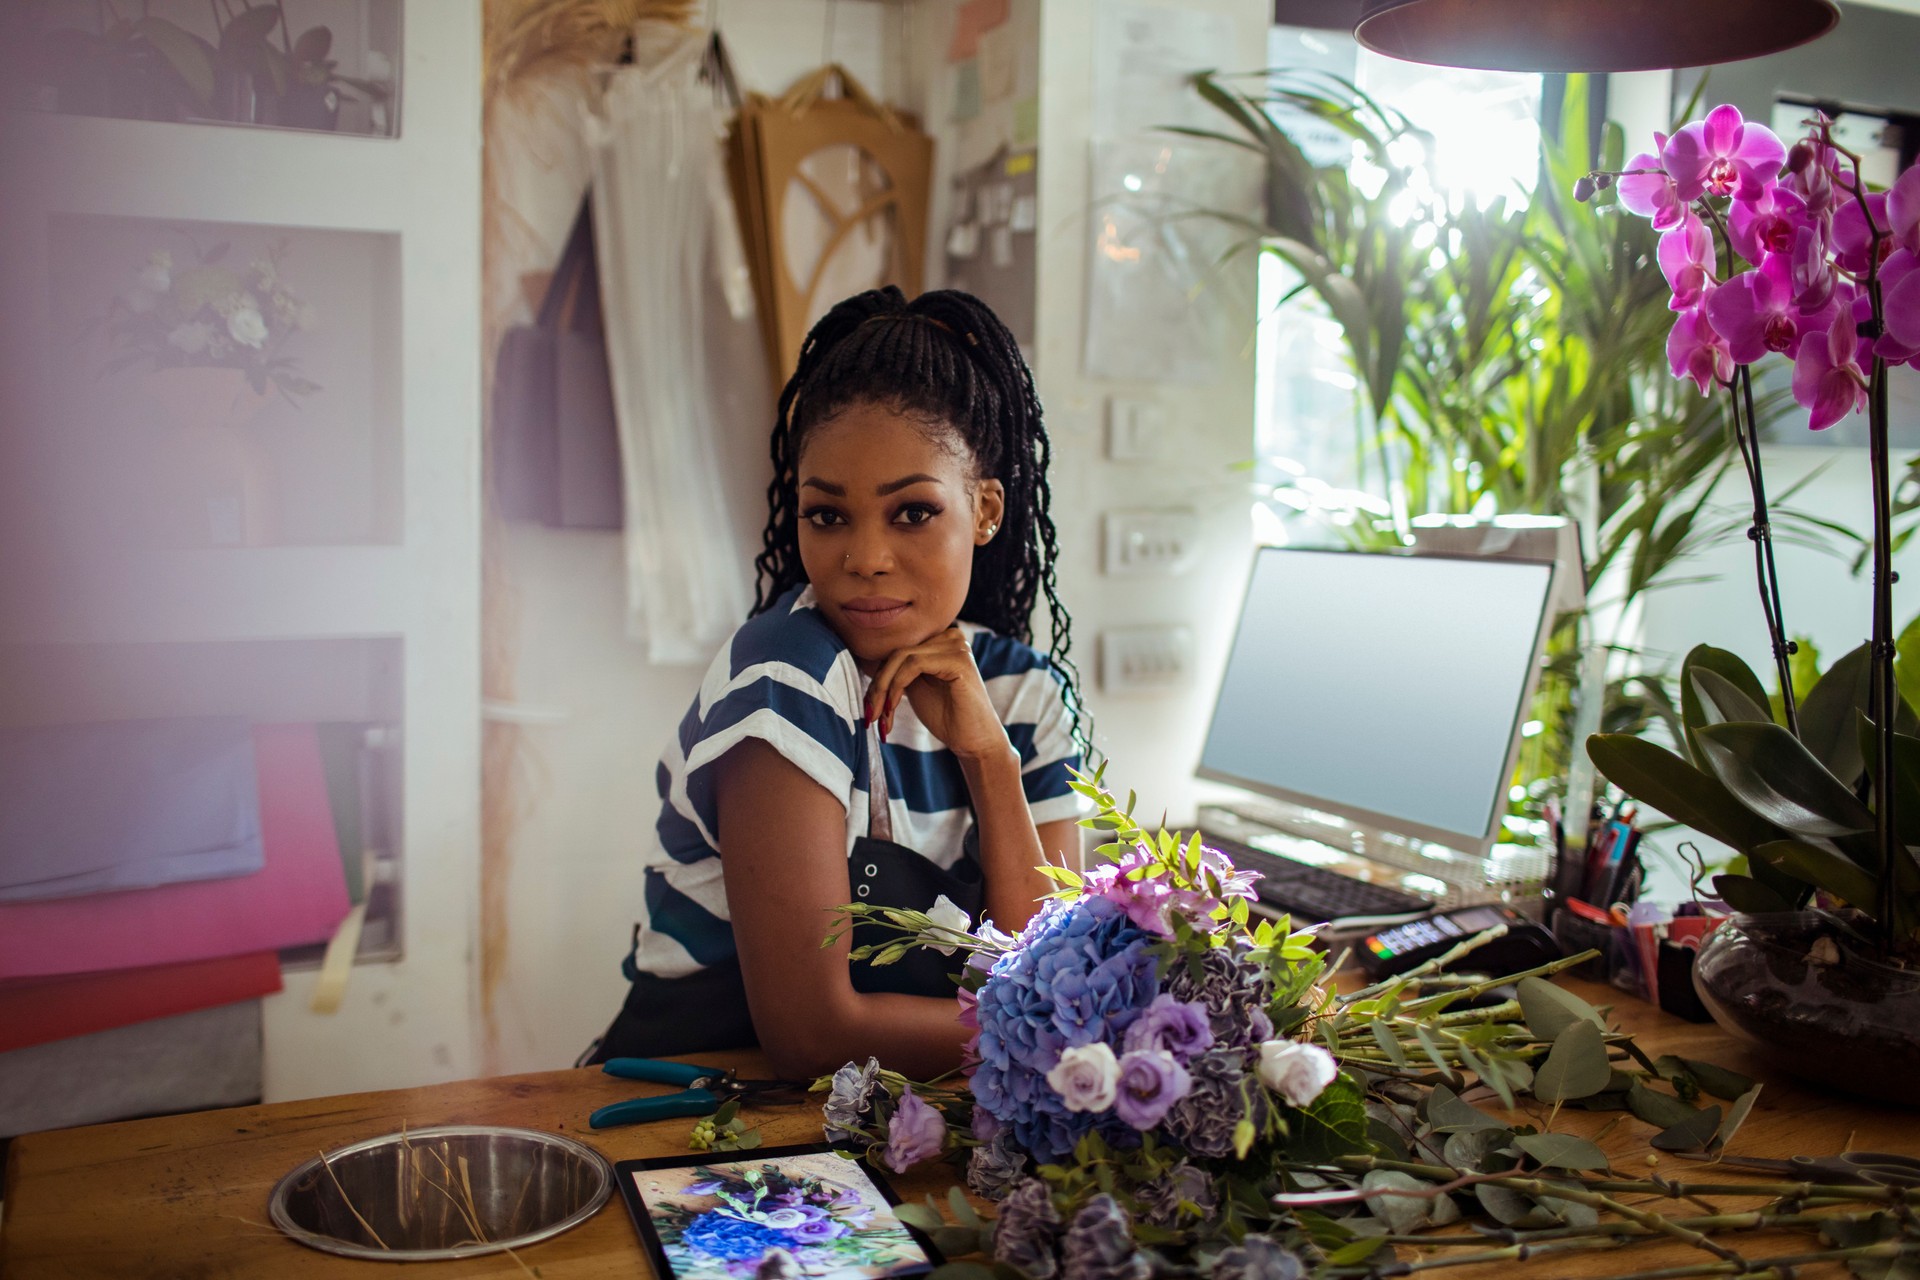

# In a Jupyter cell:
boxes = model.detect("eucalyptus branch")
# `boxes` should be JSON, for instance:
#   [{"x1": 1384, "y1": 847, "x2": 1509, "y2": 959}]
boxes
[
  {"x1": 1556, "y1": 1242, "x2": 1912, "y2": 1280},
  {"x1": 1390, "y1": 951, "x2": 1599, "y2": 1014}
]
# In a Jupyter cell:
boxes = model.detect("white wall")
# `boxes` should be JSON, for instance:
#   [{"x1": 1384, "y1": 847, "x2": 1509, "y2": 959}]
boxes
[{"x1": 485, "y1": 1, "x2": 896, "y2": 1075}]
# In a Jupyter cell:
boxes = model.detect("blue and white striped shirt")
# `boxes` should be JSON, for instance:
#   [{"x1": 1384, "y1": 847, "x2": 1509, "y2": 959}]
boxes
[{"x1": 633, "y1": 584, "x2": 1087, "y2": 979}]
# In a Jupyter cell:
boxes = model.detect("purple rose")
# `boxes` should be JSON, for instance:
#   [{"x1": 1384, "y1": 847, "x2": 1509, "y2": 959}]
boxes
[
  {"x1": 1112, "y1": 1049, "x2": 1190, "y2": 1129},
  {"x1": 884, "y1": 1087, "x2": 947, "y2": 1173},
  {"x1": 1122, "y1": 994, "x2": 1214, "y2": 1060}
]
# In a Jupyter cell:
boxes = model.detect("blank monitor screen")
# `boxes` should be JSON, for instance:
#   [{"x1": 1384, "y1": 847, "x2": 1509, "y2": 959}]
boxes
[{"x1": 1199, "y1": 548, "x2": 1554, "y2": 848}]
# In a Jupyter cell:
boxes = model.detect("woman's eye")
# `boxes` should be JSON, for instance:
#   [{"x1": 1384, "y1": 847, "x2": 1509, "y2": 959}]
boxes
[
  {"x1": 894, "y1": 504, "x2": 941, "y2": 526},
  {"x1": 802, "y1": 508, "x2": 846, "y2": 528}
]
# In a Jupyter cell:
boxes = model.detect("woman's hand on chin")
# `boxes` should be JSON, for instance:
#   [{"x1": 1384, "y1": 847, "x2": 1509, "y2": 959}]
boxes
[{"x1": 864, "y1": 626, "x2": 1010, "y2": 760}]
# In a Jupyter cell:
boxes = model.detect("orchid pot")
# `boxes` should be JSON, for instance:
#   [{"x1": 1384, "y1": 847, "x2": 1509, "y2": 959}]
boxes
[
  {"x1": 137, "y1": 365, "x2": 279, "y2": 547},
  {"x1": 1692, "y1": 911, "x2": 1920, "y2": 1106}
]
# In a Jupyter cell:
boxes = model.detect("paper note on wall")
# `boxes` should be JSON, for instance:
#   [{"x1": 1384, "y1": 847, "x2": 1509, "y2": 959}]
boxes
[{"x1": 1091, "y1": 2, "x2": 1238, "y2": 140}]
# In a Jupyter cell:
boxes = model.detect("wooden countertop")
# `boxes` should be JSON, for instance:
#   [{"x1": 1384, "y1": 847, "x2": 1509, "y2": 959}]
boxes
[{"x1": 3, "y1": 981, "x2": 1915, "y2": 1278}]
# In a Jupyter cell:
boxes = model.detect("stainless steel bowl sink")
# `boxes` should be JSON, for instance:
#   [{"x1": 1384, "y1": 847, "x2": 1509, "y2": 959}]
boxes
[{"x1": 269, "y1": 1125, "x2": 613, "y2": 1262}]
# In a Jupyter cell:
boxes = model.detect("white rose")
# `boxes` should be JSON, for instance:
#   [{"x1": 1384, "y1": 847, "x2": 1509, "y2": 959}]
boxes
[
  {"x1": 167, "y1": 322, "x2": 212, "y2": 354},
  {"x1": 138, "y1": 263, "x2": 171, "y2": 294},
  {"x1": 1256, "y1": 1040, "x2": 1338, "y2": 1108},
  {"x1": 228, "y1": 308, "x2": 269, "y2": 348},
  {"x1": 925, "y1": 893, "x2": 971, "y2": 955},
  {"x1": 1046, "y1": 1042, "x2": 1119, "y2": 1113}
]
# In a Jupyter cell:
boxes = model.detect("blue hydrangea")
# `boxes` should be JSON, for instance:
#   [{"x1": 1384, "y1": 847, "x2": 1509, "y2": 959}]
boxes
[
  {"x1": 680, "y1": 1211, "x2": 793, "y2": 1262},
  {"x1": 971, "y1": 897, "x2": 1161, "y2": 1163}
]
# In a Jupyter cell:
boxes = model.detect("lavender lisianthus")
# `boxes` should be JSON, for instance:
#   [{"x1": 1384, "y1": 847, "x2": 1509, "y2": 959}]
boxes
[
  {"x1": 1121, "y1": 993, "x2": 1214, "y2": 1060},
  {"x1": 1111, "y1": 1049, "x2": 1190, "y2": 1129},
  {"x1": 991, "y1": 1178, "x2": 1063, "y2": 1280},
  {"x1": 1060, "y1": 1194, "x2": 1151, "y2": 1280},
  {"x1": 1080, "y1": 845, "x2": 1175, "y2": 934},
  {"x1": 884, "y1": 1087, "x2": 947, "y2": 1173}
]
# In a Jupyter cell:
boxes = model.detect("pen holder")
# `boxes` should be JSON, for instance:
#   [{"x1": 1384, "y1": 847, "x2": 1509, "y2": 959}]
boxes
[{"x1": 1548, "y1": 908, "x2": 1613, "y2": 983}]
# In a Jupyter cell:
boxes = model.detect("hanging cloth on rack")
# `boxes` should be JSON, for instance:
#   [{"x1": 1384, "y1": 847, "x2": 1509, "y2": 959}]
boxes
[{"x1": 585, "y1": 21, "x2": 753, "y2": 663}]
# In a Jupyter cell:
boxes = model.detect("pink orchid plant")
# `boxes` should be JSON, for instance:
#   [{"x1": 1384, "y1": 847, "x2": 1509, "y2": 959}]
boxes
[{"x1": 1581, "y1": 105, "x2": 1920, "y2": 901}]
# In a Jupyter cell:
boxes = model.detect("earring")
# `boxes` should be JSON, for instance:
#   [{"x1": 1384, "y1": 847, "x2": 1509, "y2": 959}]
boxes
[{"x1": 986, "y1": 523, "x2": 998, "y2": 537}]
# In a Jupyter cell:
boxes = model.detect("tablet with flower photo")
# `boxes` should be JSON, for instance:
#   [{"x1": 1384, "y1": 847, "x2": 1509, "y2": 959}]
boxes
[{"x1": 615, "y1": 1145, "x2": 939, "y2": 1280}]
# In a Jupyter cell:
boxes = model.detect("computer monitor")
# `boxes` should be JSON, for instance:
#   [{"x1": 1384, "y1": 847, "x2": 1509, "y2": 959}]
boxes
[{"x1": 1197, "y1": 546, "x2": 1557, "y2": 855}]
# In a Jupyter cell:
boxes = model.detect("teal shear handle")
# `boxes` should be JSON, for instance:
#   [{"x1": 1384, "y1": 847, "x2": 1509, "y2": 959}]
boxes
[
  {"x1": 589, "y1": 1058, "x2": 731, "y2": 1130},
  {"x1": 590, "y1": 1087, "x2": 725, "y2": 1129},
  {"x1": 600, "y1": 1058, "x2": 722, "y2": 1088}
]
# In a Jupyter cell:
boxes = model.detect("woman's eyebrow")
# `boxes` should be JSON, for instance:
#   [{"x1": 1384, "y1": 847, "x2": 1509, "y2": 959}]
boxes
[
  {"x1": 799, "y1": 478, "x2": 845, "y2": 495},
  {"x1": 875, "y1": 474, "x2": 941, "y2": 495}
]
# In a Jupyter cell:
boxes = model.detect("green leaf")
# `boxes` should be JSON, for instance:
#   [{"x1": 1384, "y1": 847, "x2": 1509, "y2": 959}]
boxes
[
  {"x1": 1626, "y1": 1079, "x2": 1702, "y2": 1129},
  {"x1": 1689, "y1": 667, "x2": 1774, "y2": 729},
  {"x1": 1324, "y1": 1236, "x2": 1388, "y2": 1266},
  {"x1": 1681, "y1": 645, "x2": 1773, "y2": 762},
  {"x1": 1427, "y1": 1084, "x2": 1507, "y2": 1133},
  {"x1": 1695, "y1": 721, "x2": 1875, "y2": 838},
  {"x1": 1651, "y1": 1105, "x2": 1724, "y2": 1152},
  {"x1": 1586, "y1": 735, "x2": 1781, "y2": 854},
  {"x1": 1799, "y1": 643, "x2": 1872, "y2": 786},
  {"x1": 1678, "y1": 1058, "x2": 1754, "y2": 1102},
  {"x1": 1515, "y1": 976, "x2": 1604, "y2": 1043},
  {"x1": 713, "y1": 1100, "x2": 740, "y2": 1126},
  {"x1": 1533, "y1": 1022, "x2": 1611, "y2": 1102},
  {"x1": 1711, "y1": 873, "x2": 1796, "y2": 913},
  {"x1": 1287, "y1": 1073, "x2": 1370, "y2": 1164},
  {"x1": 948, "y1": 1185, "x2": 982, "y2": 1230},
  {"x1": 1361, "y1": 1171, "x2": 1438, "y2": 1235},
  {"x1": 1713, "y1": 1085, "x2": 1763, "y2": 1151},
  {"x1": 932, "y1": 1226, "x2": 984, "y2": 1258},
  {"x1": 1512, "y1": 1132, "x2": 1610, "y2": 1170},
  {"x1": 892, "y1": 1203, "x2": 942, "y2": 1232},
  {"x1": 1752, "y1": 839, "x2": 1880, "y2": 909},
  {"x1": 1443, "y1": 1126, "x2": 1514, "y2": 1172}
]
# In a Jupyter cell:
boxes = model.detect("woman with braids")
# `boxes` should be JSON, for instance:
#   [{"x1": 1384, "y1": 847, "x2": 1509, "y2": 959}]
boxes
[{"x1": 587, "y1": 286, "x2": 1088, "y2": 1078}]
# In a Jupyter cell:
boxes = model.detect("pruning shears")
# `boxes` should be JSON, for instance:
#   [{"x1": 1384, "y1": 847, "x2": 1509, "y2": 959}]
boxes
[
  {"x1": 587, "y1": 1058, "x2": 807, "y2": 1130},
  {"x1": 1678, "y1": 1151, "x2": 1920, "y2": 1188}
]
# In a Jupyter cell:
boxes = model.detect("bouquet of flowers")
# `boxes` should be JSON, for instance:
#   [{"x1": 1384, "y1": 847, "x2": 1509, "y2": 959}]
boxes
[
  {"x1": 92, "y1": 235, "x2": 321, "y2": 399},
  {"x1": 808, "y1": 771, "x2": 1920, "y2": 1280},
  {"x1": 650, "y1": 1155, "x2": 928, "y2": 1280}
]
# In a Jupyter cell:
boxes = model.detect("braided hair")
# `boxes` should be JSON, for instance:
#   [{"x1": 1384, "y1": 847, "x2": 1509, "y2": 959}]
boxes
[{"x1": 753, "y1": 286, "x2": 1086, "y2": 749}]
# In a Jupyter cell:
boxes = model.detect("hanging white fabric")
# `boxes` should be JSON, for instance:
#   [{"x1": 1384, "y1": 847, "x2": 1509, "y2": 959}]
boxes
[{"x1": 585, "y1": 22, "x2": 754, "y2": 663}]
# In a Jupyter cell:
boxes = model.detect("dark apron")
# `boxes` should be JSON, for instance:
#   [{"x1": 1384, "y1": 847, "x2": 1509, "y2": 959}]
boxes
[{"x1": 585, "y1": 722, "x2": 984, "y2": 1063}]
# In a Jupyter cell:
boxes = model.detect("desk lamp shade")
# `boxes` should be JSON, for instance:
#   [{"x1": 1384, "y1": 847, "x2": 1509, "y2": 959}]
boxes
[{"x1": 1352, "y1": 0, "x2": 1840, "y2": 72}]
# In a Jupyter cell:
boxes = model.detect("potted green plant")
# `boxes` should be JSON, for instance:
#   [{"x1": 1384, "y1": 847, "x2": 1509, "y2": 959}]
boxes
[{"x1": 1584, "y1": 106, "x2": 1920, "y2": 1103}]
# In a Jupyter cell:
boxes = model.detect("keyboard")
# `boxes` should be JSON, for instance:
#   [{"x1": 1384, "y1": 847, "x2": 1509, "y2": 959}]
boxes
[{"x1": 1200, "y1": 831, "x2": 1435, "y2": 924}]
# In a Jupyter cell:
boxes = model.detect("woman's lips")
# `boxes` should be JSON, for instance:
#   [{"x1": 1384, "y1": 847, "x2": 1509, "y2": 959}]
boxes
[{"x1": 840, "y1": 597, "x2": 911, "y2": 629}]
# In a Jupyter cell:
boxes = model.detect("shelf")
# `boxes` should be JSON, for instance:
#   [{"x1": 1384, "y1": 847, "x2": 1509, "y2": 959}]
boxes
[{"x1": 0, "y1": 547, "x2": 414, "y2": 645}]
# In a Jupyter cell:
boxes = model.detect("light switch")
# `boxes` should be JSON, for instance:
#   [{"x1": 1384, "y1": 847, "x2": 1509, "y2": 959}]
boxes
[
  {"x1": 1103, "y1": 509, "x2": 1199, "y2": 575},
  {"x1": 1100, "y1": 626, "x2": 1195, "y2": 692}
]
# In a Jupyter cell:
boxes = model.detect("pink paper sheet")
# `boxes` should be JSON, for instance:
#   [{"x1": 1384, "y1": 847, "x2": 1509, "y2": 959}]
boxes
[{"x1": 0, "y1": 724, "x2": 351, "y2": 979}]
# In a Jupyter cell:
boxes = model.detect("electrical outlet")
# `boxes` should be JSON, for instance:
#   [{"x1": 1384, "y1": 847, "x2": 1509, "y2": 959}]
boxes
[
  {"x1": 1103, "y1": 509, "x2": 1199, "y2": 575},
  {"x1": 1100, "y1": 626, "x2": 1194, "y2": 692}
]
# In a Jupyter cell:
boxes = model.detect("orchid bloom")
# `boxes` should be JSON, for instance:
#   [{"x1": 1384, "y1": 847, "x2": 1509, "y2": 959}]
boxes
[
  {"x1": 1891, "y1": 165, "x2": 1920, "y2": 257},
  {"x1": 1784, "y1": 138, "x2": 1839, "y2": 216},
  {"x1": 1661, "y1": 105, "x2": 1786, "y2": 203},
  {"x1": 1879, "y1": 249, "x2": 1920, "y2": 362},
  {"x1": 1705, "y1": 252, "x2": 1835, "y2": 364},
  {"x1": 1790, "y1": 222, "x2": 1838, "y2": 311},
  {"x1": 1729, "y1": 184, "x2": 1807, "y2": 267},
  {"x1": 1617, "y1": 144, "x2": 1686, "y2": 230},
  {"x1": 1668, "y1": 305, "x2": 1734, "y2": 395},
  {"x1": 1792, "y1": 307, "x2": 1869, "y2": 430},
  {"x1": 1832, "y1": 192, "x2": 1891, "y2": 276},
  {"x1": 1659, "y1": 213, "x2": 1716, "y2": 311}
]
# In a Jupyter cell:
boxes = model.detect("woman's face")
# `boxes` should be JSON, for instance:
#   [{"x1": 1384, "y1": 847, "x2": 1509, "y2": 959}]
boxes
[{"x1": 795, "y1": 401, "x2": 1005, "y2": 668}]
